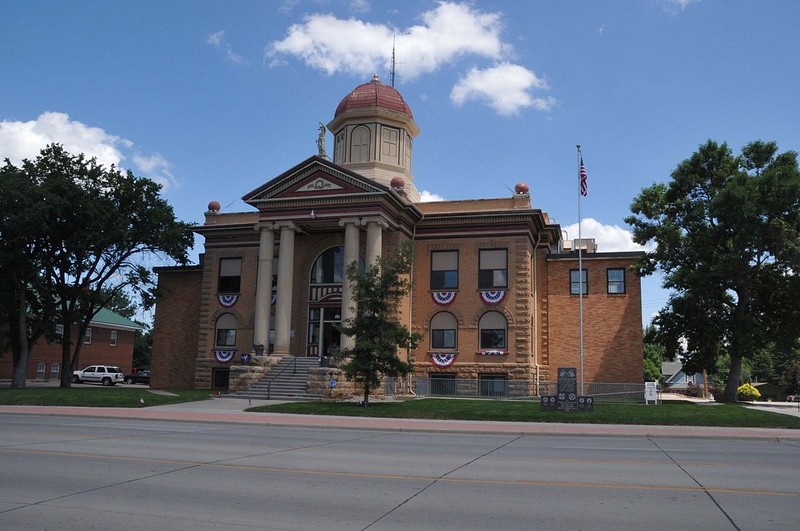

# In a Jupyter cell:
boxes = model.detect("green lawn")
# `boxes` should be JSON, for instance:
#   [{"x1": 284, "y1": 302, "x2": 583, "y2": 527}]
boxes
[
  {"x1": 2, "y1": 389, "x2": 797, "y2": 429},
  {"x1": 248, "y1": 398, "x2": 800, "y2": 429},
  {"x1": 0, "y1": 387, "x2": 211, "y2": 408}
]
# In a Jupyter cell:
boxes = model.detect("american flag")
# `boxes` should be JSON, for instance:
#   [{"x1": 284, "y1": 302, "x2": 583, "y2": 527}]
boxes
[{"x1": 579, "y1": 156, "x2": 588, "y2": 197}]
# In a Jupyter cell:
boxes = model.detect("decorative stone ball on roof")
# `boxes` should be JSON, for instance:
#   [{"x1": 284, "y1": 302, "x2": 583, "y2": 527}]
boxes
[
  {"x1": 334, "y1": 73, "x2": 414, "y2": 119},
  {"x1": 390, "y1": 176, "x2": 405, "y2": 189},
  {"x1": 515, "y1": 182, "x2": 530, "y2": 194},
  {"x1": 207, "y1": 200, "x2": 221, "y2": 213}
]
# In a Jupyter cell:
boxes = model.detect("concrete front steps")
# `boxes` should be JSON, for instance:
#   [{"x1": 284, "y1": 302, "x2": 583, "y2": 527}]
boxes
[{"x1": 232, "y1": 357, "x2": 321, "y2": 400}]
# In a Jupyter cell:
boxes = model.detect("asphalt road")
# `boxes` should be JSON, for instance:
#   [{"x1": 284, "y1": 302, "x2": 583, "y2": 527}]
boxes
[{"x1": 0, "y1": 413, "x2": 798, "y2": 530}]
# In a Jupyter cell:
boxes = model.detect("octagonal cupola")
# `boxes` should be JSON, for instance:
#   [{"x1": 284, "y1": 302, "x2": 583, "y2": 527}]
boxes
[{"x1": 327, "y1": 74, "x2": 420, "y2": 201}]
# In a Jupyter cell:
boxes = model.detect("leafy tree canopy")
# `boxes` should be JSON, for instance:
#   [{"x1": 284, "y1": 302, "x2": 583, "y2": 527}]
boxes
[
  {"x1": 626, "y1": 140, "x2": 800, "y2": 401},
  {"x1": 0, "y1": 144, "x2": 193, "y2": 387}
]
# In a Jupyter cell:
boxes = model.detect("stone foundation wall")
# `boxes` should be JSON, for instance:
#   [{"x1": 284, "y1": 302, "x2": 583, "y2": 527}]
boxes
[
  {"x1": 228, "y1": 356, "x2": 281, "y2": 392},
  {"x1": 307, "y1": 367, "x2": 386, "y2": 400}
]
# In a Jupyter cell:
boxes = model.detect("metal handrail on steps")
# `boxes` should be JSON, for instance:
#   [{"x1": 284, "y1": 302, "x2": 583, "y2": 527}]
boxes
[{"x1": 266, "y1": 356, "x2": 298, "y2": 399}]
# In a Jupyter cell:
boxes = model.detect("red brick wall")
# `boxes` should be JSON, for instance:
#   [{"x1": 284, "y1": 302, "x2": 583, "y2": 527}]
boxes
[
  {"x1": 546, "y1": 255, "x2": 643, "y2": 383},
  {"x1": 0, "y1": 326, "x2": 135, "y2": 381},
  {"x1": 151, "y1": 268, "x2": 203, "y2": 389}
]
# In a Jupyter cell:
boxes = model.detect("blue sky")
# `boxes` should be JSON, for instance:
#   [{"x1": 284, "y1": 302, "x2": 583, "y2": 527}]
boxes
[{"x1": 2, "y1": 0, "x2": 799, "y2": 324}]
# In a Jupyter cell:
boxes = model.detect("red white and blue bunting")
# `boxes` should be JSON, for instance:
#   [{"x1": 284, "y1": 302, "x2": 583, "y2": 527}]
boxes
[
  {"x1": 431, "y1": 291, "x2": 456, "y2": 305},
  {"x1": 218, "y1": 294, "x2": 239, "y2": 307},
  {"x1": 215, "y1": 350, "x2": 236, "y2": 363},
  {"x1": 430, "y1": 352, "x2": 457, "y2": 367},
  {"x1": 479, "y1": 349, "x2": 506, "y2": 356},
  {"x1": 479, "y1": 291, "x2": 506, "y2": 305}
]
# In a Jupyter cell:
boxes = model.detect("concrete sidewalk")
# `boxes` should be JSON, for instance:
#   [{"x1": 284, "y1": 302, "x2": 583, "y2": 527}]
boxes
[{"x1": 1, "y1": 395, "x2": 799, "y2": 440}]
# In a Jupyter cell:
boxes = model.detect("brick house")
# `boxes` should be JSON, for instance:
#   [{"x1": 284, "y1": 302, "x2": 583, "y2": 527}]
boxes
[
  {"x1": 150, "y1": 75, "x2": 643, "y2": 393},
  {"x1": 0, "y1": 308, "x2": 142, "y2": 382}
]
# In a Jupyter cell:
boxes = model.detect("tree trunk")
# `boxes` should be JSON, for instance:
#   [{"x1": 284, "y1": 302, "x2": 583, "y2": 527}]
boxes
[
  {"x1": 723, "y1": 354, "x2": 743, "y2": 402},
  {"x1": 11, "y1": 281, "x2": 28, "y2": 388},
  {"x1": 362, "y1": 381, "x2": 370, "y2": 405}
]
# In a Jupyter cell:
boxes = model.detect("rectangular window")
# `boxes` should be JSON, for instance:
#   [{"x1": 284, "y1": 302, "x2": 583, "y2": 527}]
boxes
[
  {"x1": 216, "y1": 329, "x2": 237, "y2": 347},
  {"x1": 479, "y1": 249, "x2": 507, "y2": 289},
  {"x1": 55, "y1": 324, "x2": 64, "y2": 336},
  {"x1": 479, "y1": 374, "x2": 508, "y2": 397},
  {"x1": 84, "y1": 327, "x2": 92, "y2": 344},
  {"x1": 607, "y1": 268, "x2": 626, "y2": 294},
  {"x1": 480, "y1": 329, "x2": 506, "y2": 349},
  {"x1": 218, "y1": 258, "x2": 242, "y2": 293},
  {"x1": 110, "y1": 330, "x2": 118, "y2": 346},
  {"x1": 431, "y1": 251, "x2": 458, "y2": 290},
  {"x1": 381, "y1": 127, "x2": 399, "y2": 159},
  {"x1": 431, "y1": 329, "x2": 456, "y2": 349},
  {"x1": 36, "y1": 362, "x2": 46, "y2": 381},
  {"x1": 570, "y1": 269, "x2": 588, "y2": 295},
  {"x1": 50, "y1": 363, "x2": 60, "y2": 381}
]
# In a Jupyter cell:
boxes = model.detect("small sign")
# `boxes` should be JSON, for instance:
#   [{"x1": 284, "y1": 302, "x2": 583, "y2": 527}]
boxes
[
  {"x1": 645, "y1": 381, "x2": 659, "y2": 404},
  {"x1": 328, "y1": 379, "x2": 337, "y2": 389}
]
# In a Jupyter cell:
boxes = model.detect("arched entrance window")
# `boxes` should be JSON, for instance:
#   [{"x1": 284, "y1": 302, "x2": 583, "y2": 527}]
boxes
[{"x1": 307, "y1": 247, "x2": 364, "y2": 358}]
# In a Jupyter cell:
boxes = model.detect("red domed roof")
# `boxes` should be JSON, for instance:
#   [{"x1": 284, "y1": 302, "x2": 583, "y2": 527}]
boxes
[{"x1": 335, "y1": 74, "x2": 413, "y2": 119}]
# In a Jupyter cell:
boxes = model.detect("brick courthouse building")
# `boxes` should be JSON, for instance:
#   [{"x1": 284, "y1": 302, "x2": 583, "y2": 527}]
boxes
[{"x1": 151, "y1": 76, "x2": 643, "y2": 393}]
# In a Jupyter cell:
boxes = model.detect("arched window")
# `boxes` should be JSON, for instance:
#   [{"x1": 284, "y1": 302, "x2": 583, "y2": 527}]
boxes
[
  {"x1": 351, "y1": 126, "x2": 370, "y2": 163},
  {"x1": 311, "y1": 247, "x2": 344, "y2": 284},
  {"x1": 430, "y1": 312, "x2": 457, "y2": 349},
  {"x1": 479, "y1": 311, "x2": 507, "y2": 350},
  {"x1": 215, "y1": 313, "x2": 237, "y2": 347}
]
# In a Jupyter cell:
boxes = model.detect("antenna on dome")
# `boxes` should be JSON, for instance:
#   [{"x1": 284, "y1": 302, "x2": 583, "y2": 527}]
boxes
[{"x1": 390, "y1": 35, "x2": 396, "y2": 88}]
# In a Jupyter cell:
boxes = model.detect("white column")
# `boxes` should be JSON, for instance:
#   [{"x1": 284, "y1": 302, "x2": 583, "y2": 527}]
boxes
[
  {"x1": 274, "y1": 222, "x2": 297, "y2": 356},
  {"x1": 253, "y1": 223, "x2": 274, "y2": 352},
  {"x1": 339, "y1": 218, "x2": 361, "y2": 351},
  {"x1": 363, "y1": 218, "x2": 387, "y2": 267}
]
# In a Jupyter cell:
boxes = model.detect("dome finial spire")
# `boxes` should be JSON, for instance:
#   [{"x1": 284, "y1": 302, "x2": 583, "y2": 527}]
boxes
[{"x1": 372, "y1": 73, "x2": 380, "y2": 82}]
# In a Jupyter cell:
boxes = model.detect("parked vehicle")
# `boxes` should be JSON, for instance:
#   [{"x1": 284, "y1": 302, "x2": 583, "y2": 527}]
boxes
[
  {"x1": 124, "y1": 370, "x2": 151, "y2": 385},
  {"x1": 72, "y1": 365, "x2": 125, "y2": 386}
]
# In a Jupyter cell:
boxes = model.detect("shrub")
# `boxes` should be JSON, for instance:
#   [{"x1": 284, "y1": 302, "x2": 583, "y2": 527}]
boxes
[
  {"x1": 736, "y1": 383, "x2": 761, "y2": 401},
  {"x1": 685, "y1": 381, "x2": 704, "y2": 398}
]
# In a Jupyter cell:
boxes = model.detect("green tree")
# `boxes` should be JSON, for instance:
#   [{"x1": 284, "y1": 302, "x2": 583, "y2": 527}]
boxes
[
  {"x1": 626, "y1": 140, "x2": 800, "y2": 401},
  {"x1": 0, "y1": 144, "x2": 193, "y2": 387},
  {"x1": 0, "y1": 159, "x2": 60, "y2": 387},
  {"x1": 643, "y1": 325, "x2": 664, "y2": 382},
  {"x1": 332, "y1": 242, "x2": 422, "y2": 405}
]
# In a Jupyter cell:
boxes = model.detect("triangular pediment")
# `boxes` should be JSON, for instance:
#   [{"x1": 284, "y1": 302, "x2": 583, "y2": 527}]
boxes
[{"x1": 243, "y1": 156, "x2": 387, "y2": 204}]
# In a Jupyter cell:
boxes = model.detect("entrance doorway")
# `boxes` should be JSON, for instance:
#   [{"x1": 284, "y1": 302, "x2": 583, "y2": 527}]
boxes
[{"x1": 307, "y1": 307, "x2": 341, "y2": 359}]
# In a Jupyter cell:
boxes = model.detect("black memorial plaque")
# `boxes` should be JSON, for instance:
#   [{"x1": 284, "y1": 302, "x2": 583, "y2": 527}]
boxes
[
  {"x1": 542, "y1": 367, "x2": 592, "y2": 413},
  {"x1": 577, "y1": 396, "x2": 594, "y2": 412},
  {"x1": 540, "y1": 395, "x2": 557, "y2": 411}
]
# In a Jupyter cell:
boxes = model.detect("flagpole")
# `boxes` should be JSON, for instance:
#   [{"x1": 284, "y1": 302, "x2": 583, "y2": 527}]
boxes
[{"x1": 577, "y1": 144, "x2": 585, "y2": 396}]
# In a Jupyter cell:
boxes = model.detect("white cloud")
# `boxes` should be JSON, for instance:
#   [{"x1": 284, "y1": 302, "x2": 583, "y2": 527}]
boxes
[
  {"x1": 132, "y1": 153, "x2": 176, "y2": 191},
  {"x1": 450, "y1": 63, "x2": 556, "y2": 116},
  {"x1": 207, "y1": 30, "x2": 248, "y2": 65},
  {"x1": 562, "y1": 218, "x2": 654, "y2": 253},
  {"x1": 660, "y1": 0, "x2": 700, "y2": 14},
  {"x1": 350, "y1": 0, "x2": 370, "y2": 13},
  {"x1": 267, "y1": 2, "x2": 505, "y2": 78},
  {"x1": 0, "y1": 112, "x2": 179, "y2": 191},
  {"x1": 419, "y1": 190, "x2": 445, "y2": 202},
  {"x1": 0, "y1": 112, "x2": 127, "y2": 169},
  {"x1": 265, "y1": 2, "x2": 550, "y2": 116}
]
